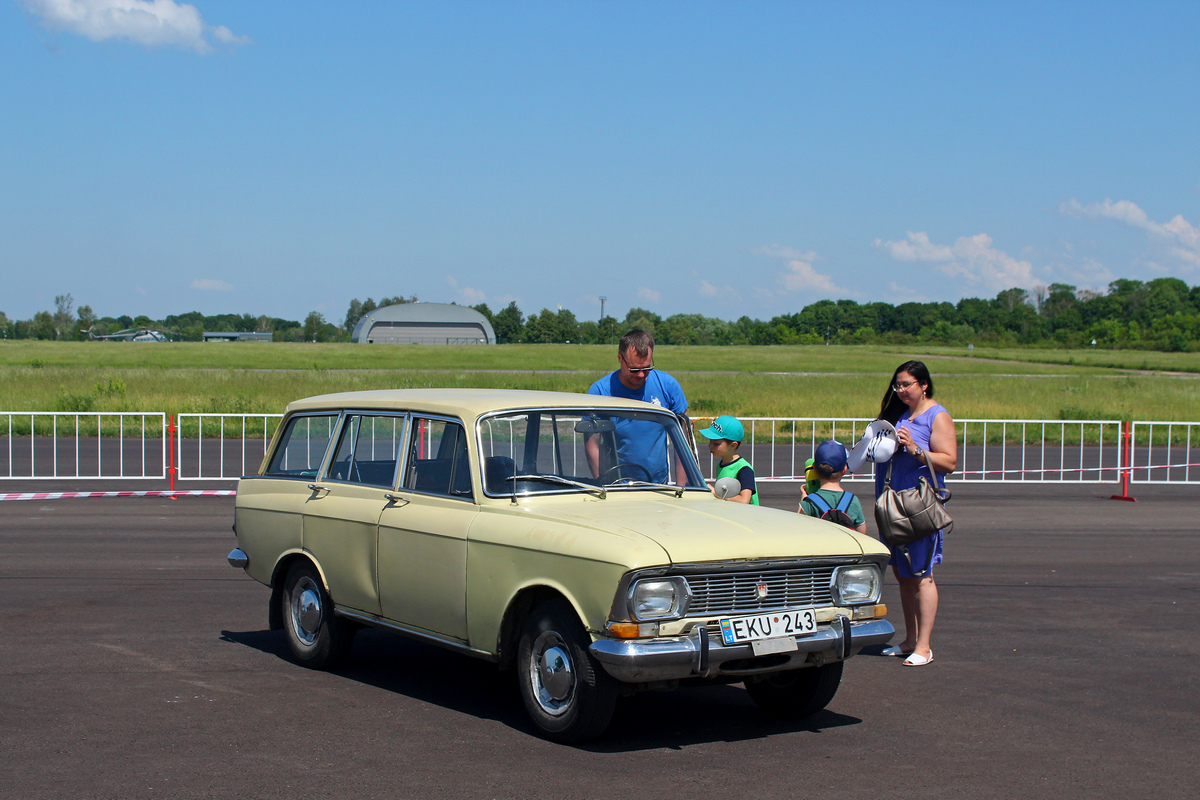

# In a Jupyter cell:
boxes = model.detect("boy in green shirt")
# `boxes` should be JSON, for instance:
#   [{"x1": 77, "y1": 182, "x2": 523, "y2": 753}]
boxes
[
  {"x1": 799, "y1": 440, "x2": 867, "y2": 533},
  {"x1": 698, "y1": 415, "x2": 758, "y2": 505}
]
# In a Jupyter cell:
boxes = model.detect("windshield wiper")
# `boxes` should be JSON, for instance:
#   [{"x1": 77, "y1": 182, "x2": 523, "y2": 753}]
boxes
[
  {"x1": 510, "y1": 474, "x2": 607, "y2": 499},
  {"x1": 609, "y1": 479, "x2": 687, "y2": 498}
]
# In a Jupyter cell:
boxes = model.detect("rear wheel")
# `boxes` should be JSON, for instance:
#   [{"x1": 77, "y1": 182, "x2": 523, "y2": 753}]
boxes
[
  {"x1": 281, "y1": 562, "x2": 355, "y2": 670},
  {"x1": 517, "y1": 598, "x2": 618, "y2": 742},
  {"x1": 745, "y1": 661, "x2": 843, "y2": 718}
]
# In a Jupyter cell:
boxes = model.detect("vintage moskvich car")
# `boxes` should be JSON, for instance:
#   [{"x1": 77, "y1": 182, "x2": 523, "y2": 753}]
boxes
[{"x1": 228, "y1": 389, "x2": 894, "y2": 741}]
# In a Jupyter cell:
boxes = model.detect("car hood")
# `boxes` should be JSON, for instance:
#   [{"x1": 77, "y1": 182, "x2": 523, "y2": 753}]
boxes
[{"x1": 531, "y1": 494, "x2": 874, "y2": 565}]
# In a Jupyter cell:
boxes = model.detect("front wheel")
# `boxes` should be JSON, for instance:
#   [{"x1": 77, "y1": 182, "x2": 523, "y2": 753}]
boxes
[
  {"x1": 517, "y1": 598, "x2": 618, "y2": 742},
  {"x1": 281, "y1": 562, "x2": 356, "y2": 670},
  {"x1": 744, "y1": 661, "x2": 843, "y2": 718}
]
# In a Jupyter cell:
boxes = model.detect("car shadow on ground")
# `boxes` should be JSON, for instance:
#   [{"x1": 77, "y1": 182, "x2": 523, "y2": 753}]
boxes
[{"x1": 220, "y1": 627, "x2": 862, "y2": 749}]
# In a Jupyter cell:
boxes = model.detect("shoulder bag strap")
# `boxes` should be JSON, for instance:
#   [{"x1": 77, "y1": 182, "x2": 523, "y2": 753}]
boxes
[{"x1": 920, "y1": 450, "x2": 952, "y2": 503}]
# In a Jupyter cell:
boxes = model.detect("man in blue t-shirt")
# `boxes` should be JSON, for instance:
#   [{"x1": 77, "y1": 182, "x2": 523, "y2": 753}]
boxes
[{"x1": 586, "y1": 329, "x2": 690, "y2": 484}]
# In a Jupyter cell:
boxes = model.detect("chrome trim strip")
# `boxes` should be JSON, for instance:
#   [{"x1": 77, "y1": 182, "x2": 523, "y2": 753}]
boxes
[
  {"x1": 334, "y1": 608, "x2": 497, "y2": 662},
  {"x1": 589, "y1": 618, "x2": 894, "y2": 683}
]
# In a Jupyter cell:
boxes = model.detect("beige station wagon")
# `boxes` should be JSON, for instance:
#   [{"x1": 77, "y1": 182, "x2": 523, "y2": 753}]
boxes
[{"x1": 228, "y1": 389, "x2": 894, "y2": 741}]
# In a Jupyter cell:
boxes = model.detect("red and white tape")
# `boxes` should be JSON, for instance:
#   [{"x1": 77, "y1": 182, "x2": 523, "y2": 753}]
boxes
[
  {"x1": 0, "y1": 489, "x2": 236, "y2": 502},
  {"x1": 758, "y1": 461, "x2": 1200, "y2": 482}
]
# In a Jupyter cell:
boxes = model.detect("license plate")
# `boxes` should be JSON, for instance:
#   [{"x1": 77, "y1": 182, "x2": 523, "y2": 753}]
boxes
[{"x1": 719, "y1": 607, "x2": 818, "y2": 646}]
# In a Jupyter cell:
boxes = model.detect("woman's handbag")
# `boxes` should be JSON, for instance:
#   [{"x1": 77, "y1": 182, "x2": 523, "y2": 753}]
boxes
[{"x1": 874, "y1": 450, "x2": 953, "y2": 548}]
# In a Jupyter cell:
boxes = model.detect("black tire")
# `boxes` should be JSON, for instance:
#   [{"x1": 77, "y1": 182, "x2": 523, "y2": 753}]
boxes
[
  {"x1": 281, "y1": 562, "x2": 356, "y2": 670},
  {"x1": 517, "y1": 598, "x2": 618, "y2": 743},
  {"x1": 744, "y1": 661, "x2": 843, "y2": 719}
]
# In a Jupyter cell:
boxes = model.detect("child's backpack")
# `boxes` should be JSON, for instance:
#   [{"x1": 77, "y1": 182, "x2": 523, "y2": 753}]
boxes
[{"x1": 806, "y1": 491, "x2": 857, "y2": 530}]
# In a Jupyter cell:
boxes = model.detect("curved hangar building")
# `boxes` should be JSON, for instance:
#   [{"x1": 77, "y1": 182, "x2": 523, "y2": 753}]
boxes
[{"x1": 350, "y1": 303, "x2": 496, "y2": 345}]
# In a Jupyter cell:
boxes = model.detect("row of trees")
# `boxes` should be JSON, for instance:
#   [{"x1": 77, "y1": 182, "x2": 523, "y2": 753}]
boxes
[
  {"x1": 470, "y1": 277, "x2": 1200, "y2": 351},
  {"x1": 4, "y1": 278, "x2": 1199, "y2": 351}
]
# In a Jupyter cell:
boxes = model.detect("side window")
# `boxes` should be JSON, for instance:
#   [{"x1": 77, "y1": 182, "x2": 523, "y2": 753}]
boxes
[
  {"x1": 402, "y1": 418, "x2": 472, "y2": 498},
  {"x1": 265, "y1": 414, "x2": 339, "y2": 477},
  {"x1": 327, "y1": 414, "x2": 405, "y2": 487}
]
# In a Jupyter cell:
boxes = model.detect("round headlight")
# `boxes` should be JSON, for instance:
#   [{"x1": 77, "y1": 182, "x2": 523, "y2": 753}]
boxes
[
  {"x1": 834, "y1": 566, "x2": 882, "y2": 605},
  {"x1": 630, "y1": 578, "x2": 690, "y2": 620}
]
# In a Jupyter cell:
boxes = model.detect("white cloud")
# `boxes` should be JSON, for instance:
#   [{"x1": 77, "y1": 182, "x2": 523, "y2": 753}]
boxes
[
  {"x1": 22, "y1": 0, "x2": 250, "y2": 53},
  {"x1": 1061, "y1": 197, "x2": 1200, "y2": 258},
  {"x1": 637, "y1": 287, "x2": 661, "y2": 303},
  {"x1": 780, "y1": 257, "x2": 841, "y2": 293},
  {"x1": 1057, "y1": 256, "x2": 1117, "y2": 289},
  {"x1": 191, "y1": 278, "x2": 231, "y2": 291},
  {"x1": 751, "y1": 244, "x2": 845, "y2": 296},
  {"x1": 210, "y1": 24, "x2": 249, "y2": 45},
  {"x1": 1173, "y1": 247, "x2": 1200, "y2": 268},
  {"x1": 751, "y1": 244, "x2": 819, "y2": 262},
  {"x1": 874, "y1": 231, "x2": 1036, "y2": 292},
  {"x1": 698, "y1": 280, "x2": 743, "y2": 303},
  {"x1": 874, "y1": 231, "x2": 954, "y2": 263},
  {"x1": 445, "y1": 276, "x2": 486, "y2": 305}
]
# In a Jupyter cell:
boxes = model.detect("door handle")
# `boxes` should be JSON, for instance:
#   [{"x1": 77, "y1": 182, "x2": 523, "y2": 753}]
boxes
[
  {"x1": 307, "y1": 483, "x2": 329, "y2": 493},
  {"x1": 384, "y1": 493, "x2": 410, "y2": 506}
]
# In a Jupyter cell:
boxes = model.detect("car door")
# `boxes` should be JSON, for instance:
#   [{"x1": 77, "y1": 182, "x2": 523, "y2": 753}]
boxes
[
  {"x1": 377, "y1": 415, "x2": 475, "y2": 642},
  {"x1": 235, "y1": 412, "x2": 339, "y2": 586},
  {"x1": 302, "y1": 412, "x2": 405, "y2": 617}
]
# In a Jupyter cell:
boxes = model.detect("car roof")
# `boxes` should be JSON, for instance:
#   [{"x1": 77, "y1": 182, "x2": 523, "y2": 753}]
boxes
[{"x1": 284, "y1": 388, "x2": 666, "y2": 421}]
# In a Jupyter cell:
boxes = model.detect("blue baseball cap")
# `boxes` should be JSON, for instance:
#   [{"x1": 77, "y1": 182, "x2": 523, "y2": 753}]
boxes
[
  {"x1": 699, "y1": 415, "x2": 745, "y2": 443},
  {"x1": 814, "y1": 440, "x2": 848, "y2": 472}
]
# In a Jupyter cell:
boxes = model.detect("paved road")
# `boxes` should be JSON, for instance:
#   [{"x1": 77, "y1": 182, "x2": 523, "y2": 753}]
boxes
[{"x1": 1, "y1": 483, "x2": 1197, "y2": 799}]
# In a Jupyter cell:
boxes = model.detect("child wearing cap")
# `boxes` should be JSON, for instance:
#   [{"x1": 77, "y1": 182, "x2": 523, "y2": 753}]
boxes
[
  {"x1": 698, "y1": 415, "x2": 758, "y2": 505},
  {"x1": 798, "y1": 440, "x2": 867, "y2": 533}
]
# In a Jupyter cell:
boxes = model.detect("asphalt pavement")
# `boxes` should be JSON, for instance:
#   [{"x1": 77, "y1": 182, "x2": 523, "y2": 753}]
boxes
[{"x1": 1, "y1": 482, "x2": 1197, "y2": 799}]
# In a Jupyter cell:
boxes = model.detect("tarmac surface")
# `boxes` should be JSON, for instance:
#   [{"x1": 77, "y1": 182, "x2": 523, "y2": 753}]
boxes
[{"x1": 1, "y1": 481, "x2": 1197, "y2": 799}]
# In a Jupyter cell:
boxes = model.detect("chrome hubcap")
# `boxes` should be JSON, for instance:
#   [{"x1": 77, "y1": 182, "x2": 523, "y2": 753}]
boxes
[
  {"x1": 529, "y1": 631, "x2": 575, "y2": 716},
  {"x1": 292, "y1": 577, "x2": 323, "y2": 646}
]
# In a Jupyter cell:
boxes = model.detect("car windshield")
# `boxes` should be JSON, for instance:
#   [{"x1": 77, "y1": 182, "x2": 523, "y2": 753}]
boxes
[{"x1": 477, "y1": 408, "x2": 707, "y2": 496}]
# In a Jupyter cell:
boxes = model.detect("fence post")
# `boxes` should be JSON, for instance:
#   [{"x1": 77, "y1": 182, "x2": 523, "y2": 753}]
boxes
[
  {"x1": 168, "y1": 415, "x2": 177, "y2": 498},
  {"x1": 1110, "y1": 420, "x2": 1137, "y2": 502}
]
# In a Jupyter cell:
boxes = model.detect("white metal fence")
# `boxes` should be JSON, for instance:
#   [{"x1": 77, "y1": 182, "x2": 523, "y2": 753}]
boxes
[
  {"x1": 175, "y1": 413, "x2": 283, "y2": 481},
  {"x1": 1130, "y1": 421, "x2": 1200, "y2": 484},
  {"x1": 3, "y1": 412, "x2": 1197, "y2": 487},
  {"x1": 1, "y1": 412, "x2": 166, "y2": 480},
  {"x1": 707, "y1": 418, "x2": 1125, "y2": 484}
]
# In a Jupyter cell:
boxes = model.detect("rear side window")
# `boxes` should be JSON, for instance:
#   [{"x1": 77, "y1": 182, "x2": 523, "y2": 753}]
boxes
[
  {"x1": 265, "y1": 414, "x2": 339, "y2": 478},
  {"x1": 327, "y1": 414, "x2": 405, "y2": 487},
  {"x1": 402, "y1": 418, "x2": 472, "y2": 499}
]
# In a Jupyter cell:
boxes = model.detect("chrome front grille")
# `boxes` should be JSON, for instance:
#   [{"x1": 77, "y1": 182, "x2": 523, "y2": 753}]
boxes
[{"x1": 685, "y1": 567, "x2": 837, "y2": 617}]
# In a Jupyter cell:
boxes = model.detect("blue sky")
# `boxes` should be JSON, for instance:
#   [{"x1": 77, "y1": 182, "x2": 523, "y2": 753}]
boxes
[{"x1": 3, "y1": 1, "x2": 1198, "y2": 325}]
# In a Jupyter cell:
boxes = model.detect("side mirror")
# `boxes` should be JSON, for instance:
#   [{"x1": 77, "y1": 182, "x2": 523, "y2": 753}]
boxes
[{"x1": 714, "y1": 476, "x2": 741, "y2": 500}]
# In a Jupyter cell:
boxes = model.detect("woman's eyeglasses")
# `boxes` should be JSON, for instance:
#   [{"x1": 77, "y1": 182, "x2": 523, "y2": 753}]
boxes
[{"x1": 893, "y1": 380, "x2": 918, "y2": 391}]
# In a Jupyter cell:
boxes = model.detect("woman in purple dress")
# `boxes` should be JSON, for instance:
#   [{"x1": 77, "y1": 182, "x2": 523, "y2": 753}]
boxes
[{"x1": 875, "y1": 361, "x2": 957, "y2": 667}]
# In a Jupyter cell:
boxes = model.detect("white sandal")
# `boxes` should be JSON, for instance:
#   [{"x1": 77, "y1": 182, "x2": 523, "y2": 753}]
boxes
[{"x1": 902, "y1": 651, "x2": 933, "y2": 667}]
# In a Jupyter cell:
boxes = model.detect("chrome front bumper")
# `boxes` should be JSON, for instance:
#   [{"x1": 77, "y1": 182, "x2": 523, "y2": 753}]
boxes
[{"x1": 589, "y1": 617, "x2": 894, "y2": 683}]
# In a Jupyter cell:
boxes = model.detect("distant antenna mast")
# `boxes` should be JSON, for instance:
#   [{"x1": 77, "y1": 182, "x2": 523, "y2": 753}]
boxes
[{"x1": 599, "y1": 296, "x2": 608, "y2": 345}]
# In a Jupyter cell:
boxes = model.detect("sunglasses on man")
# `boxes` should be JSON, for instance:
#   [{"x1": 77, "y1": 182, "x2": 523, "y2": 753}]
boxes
[{"x1": 620, "y1": 354, "x2": 654, "y2": 375}]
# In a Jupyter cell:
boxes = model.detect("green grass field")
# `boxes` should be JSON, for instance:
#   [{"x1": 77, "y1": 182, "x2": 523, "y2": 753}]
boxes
[{"x1": 1, "y1": 341, "x2": 1196, "y2": 423}]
